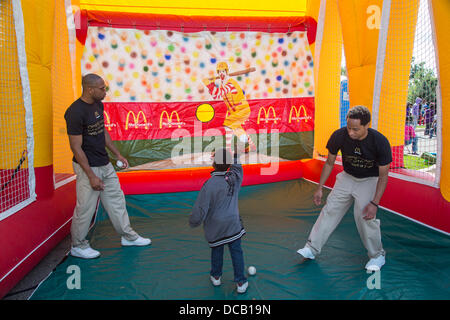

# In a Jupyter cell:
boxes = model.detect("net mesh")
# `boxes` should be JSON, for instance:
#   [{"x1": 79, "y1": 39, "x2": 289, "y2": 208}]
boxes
[
  {"x1": 405, "y1": 0, "x2": 438, "y2": 181},
  {"x1": 0, "y1": 0, "x2": 31, "y2": 217},
  {"x1": 387, "y1": 0, "x2": 439, "y2": 183}
]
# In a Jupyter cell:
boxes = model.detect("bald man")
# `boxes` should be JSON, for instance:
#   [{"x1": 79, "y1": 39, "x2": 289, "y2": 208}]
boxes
[{"x1": 64, "y1": 74, "x2": 151, "y2": 259}]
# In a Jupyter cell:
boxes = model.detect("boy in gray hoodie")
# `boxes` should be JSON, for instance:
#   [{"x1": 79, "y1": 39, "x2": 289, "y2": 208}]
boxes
[{"x1": 189, "y1": 148, "x2": 248, "y2": 294}]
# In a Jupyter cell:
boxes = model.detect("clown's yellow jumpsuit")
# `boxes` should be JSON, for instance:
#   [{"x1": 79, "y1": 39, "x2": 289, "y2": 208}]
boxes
[
  {"x1": 204, "y1": 66, "x2": 255, "y2": 151},
  {"x1": 206, "y1": 77, "x2": 250, "y2": 135}
]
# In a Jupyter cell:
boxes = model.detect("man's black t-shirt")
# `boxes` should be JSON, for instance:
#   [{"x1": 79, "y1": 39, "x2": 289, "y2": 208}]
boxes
[
  {"x1": 326, "y1": 127, "x2": 392, "y2": 178},
  {"x1": 64, "y1": 98, "x2": 109, "y2": 167}
]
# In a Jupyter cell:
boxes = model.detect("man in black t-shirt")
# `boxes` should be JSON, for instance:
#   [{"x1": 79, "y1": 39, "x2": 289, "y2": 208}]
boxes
[
  {"x1": 297, "y1": 106, "x2": 392, "y2": 271},
  {"x1": 65, "y1": 74, "x2": 151, "y2": 259}
]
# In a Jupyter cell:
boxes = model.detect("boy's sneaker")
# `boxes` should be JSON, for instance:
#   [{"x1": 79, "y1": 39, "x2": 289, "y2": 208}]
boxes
[
  {"x1": 210, "y1": 276, "x2": 221, "y2": 286},
  {"x1": 296, "y1": 246, "x2": 315, "y2": 260},
  {"x1": 237, "y1": 281, "x2": 248, "y2": 294},
  {"x1": 121, "y1": 236, "x2": 151, "y2": 247},
  {"x1": 365, "y1": 255, "x2": 385, "y2": 271},
  {"x1": 70, "y1": 246, "x2": 100, "y2": 259}
]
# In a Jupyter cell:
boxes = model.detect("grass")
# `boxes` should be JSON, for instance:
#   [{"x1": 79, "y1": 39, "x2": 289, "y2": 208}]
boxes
[{"x1": 403, "y1": 154, "x2": 432, "y2": 170}]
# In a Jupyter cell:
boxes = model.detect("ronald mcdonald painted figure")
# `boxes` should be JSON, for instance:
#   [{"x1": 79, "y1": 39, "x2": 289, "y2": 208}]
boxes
[{"x1": 203, "y1": 62, "x2": 256, "y2": 152}]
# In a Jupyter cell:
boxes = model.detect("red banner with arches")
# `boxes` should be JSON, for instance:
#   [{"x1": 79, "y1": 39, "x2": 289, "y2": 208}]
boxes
[{"x1": 104, "y1": 97, "x2": 314, "y2": 141}]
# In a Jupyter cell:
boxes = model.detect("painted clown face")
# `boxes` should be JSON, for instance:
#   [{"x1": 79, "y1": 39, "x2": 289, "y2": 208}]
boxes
[
  {"x1": 216, "y1": 62, "x2": 229, "y2": 82},
  {"x1": 217, "y1": 68, "x2": 228, "y2": 82}
]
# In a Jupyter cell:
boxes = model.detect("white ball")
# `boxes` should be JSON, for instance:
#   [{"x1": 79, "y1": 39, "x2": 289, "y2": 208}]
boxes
[
  {"x1": 116, "y1": 160, "x2": 124, "y2": 168},
  {"x1": 248, "y1": 266, "x2": 256, "y2": 276}
]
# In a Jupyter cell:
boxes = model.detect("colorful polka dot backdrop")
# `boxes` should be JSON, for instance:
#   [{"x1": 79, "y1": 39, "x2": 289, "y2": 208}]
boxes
[{"x1": 82, "y1": 27, "x2": 315, "y2": 102}]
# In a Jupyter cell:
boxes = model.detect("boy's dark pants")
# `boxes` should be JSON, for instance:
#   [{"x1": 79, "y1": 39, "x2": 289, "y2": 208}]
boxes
[{"x1": 210, "y1": 238, "x2": 247, "y2": 283}]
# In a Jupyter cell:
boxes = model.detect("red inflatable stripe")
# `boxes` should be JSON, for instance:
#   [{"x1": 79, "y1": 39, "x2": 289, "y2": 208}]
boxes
[
  {"x1": 117, "y1": 160, "x2": 304, "y2": 195},
  {"x1": 76, "y1": 10, "x2": 317, "y2": 45}
]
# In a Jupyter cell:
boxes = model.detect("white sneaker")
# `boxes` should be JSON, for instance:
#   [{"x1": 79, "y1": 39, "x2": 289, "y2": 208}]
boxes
[
  {"x1": 210, "y1": 276, "x2": 221, "y2": 286},
  {"x1": 237, "y1": 281, "x2": 248, "y2": 294},
  {"x1": 297, "y1": 246, "x2": 315, "y2": 260},
  {"x1": 121, "y1": 236, "x2": 151, "y2": 246},
  {"x1": 70, "y1": 246, "x2": 100, "y2": 259},
  {"x1": 365, "y1": 255, "x2": 385, "y2": 271}
]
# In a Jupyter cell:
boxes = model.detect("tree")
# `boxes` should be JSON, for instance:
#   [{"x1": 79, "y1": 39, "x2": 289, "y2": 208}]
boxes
[{"x1": 408, "y1": 57, "x2": 438, "y2": 105}]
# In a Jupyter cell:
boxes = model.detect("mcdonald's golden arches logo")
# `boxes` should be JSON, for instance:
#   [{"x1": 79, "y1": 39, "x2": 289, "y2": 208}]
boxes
[
  {"x1": 125, "y1": 110, "x2": 149, "y2": 130},
  {"x1": 289, "y1": 105, "x2": 311, "y2": 123},
  {"x1": 103, "y1": 111, "x2": 115, "y2": 131},
  {"x1": 257, "y1": 106, "x2": 280, "y2": 124},
  {"x1": 159, "y1": 110, "x2": 183, "y2": 129}
]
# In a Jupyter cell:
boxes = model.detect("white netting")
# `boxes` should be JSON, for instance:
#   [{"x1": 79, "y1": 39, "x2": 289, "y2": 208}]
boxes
[
  {"x1": 403, "y1": 0, "x2": 439, "y2": 182},
  {"x1": 0, "y1": 0, "x2": 33, "y2": 219},
  {"x1": 376, "y1": 0, "x2": 439, "y2": 184}
]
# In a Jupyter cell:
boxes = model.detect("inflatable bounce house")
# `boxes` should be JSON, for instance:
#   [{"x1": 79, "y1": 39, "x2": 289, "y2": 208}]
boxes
[{"x1": 1, "y1": 0, "x2": 449, "y2": 299}]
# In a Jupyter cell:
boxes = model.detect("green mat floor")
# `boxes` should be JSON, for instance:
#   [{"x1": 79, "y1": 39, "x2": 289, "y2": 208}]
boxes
[{"x1": 30, "y1": 179, "x2": 450, "y2": 300}]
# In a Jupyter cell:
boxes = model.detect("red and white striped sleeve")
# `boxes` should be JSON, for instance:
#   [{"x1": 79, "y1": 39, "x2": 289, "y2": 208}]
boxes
[{"x1": 208, "y1": 81, "x2": 238, "y2": 99}]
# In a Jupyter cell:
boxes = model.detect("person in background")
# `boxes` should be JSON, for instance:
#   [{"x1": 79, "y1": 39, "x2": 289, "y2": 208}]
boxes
[
  {"x1": 411, "y1": 97, "x2": 422, "y2": 129},
  {"x1": 406, "y1": 102, "x2": 412, "y2": 119},
  {"x1": 424, "y1": 104, "x2": 433, "y2": 136},
  {"x1": 405, "y1": 116, "x2": 418, "y2": 155},
  {"x1": 428, "y1": 103, "x2": 436, "y2": 139}
]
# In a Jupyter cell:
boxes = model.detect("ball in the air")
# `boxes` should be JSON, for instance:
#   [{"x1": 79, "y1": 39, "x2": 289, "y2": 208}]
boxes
[
  {"x1": 116, "y1": 160, "x2": 124, "y2": 168},
  {"x1": 248, "y1": 266, "x2": 256, "y2": 276}
]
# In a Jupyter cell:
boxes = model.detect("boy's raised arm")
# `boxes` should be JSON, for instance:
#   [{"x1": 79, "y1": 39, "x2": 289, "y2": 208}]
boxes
[{"x1": 228, "y1": 151, "x2": 243, "y2": 179}]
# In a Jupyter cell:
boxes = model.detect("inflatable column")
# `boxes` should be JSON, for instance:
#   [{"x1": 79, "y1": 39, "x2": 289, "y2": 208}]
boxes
[
  {"x1": 21, "y1": 0, "x2": 55, "y2": 197},
  {"x1": 312, "y1": 0, "x2": 343, "y2": 157},
  {"x1": 373, "y1": 0, "x2": 418, "y2": 169}
]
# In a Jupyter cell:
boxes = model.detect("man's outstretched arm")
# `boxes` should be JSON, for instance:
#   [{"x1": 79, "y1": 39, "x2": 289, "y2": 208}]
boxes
[{"x1": 313, "y1": 153, "x2": 337, "y2": 206}]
